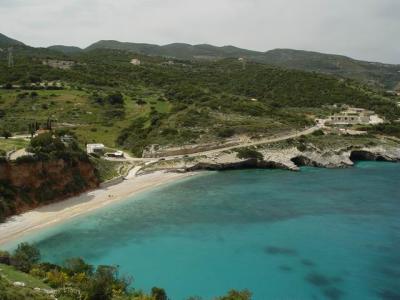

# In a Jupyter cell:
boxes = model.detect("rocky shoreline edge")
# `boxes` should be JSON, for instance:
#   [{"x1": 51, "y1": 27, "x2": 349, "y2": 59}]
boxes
[{"x1": 138, "y1": 143, "x2": 400, "y2": 174}]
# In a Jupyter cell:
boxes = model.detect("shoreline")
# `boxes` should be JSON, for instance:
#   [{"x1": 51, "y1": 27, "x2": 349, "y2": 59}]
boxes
[{"x1": 0, "y1": 171, "x2": 199, "y2": 247}]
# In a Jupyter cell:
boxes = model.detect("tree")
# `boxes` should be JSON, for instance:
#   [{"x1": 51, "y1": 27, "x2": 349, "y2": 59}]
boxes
[
  {"x1": 86, "y1": 265, "x2": 127, "y2": 300},
  {"x1": 107, "y1": 92, "x2": 124, "y2": 105},
  {"x1": 28, "y1": 132, "x2": 65, "y2": 154},
  {"x1": 215, "y1": 289, "x2": 252, "y2": 300},
  {"x1": 63, "y1": 257, "x2": 94, "y2": 276},
  {"x1": 11, "y1": 243, "x2": 41, "y2": 272},
  {"x1": 2, "y1": 130, "x2": 12, "y2": 139},
  {"x1": 151, "y1": 287, "x2": 168, "y2": 300}
]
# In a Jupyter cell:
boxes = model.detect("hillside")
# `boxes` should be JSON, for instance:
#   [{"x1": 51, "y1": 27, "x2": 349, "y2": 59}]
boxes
[
  {"x1": 259, "y1": 49, "x2": 400, "y2": 89},
  {"x1": 85, "y1": 40, "x2": 400, "y2": 89},
  {"x1": 2, "y1": 33, "x2": 400, "y2": 89},
  {"x1": 0, "y1": 44, "x2": 399, "y2": 156},
  {"x1": 47, "y1": 45, "x2": 83, "y2": 54},
  {"x1": 0, "y1": 33, "x2": 24, "y2": 47}
]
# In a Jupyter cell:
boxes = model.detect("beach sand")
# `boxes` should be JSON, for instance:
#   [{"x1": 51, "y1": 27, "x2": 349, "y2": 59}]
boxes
[{"x1": 0, "y1": 171, "x2": 197, "y2": 247}]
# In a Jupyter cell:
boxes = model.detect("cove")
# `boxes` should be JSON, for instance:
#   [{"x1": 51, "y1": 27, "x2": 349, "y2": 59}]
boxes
[{"x1": 5, "y1": 162, "x2": 400, "y2": 300}]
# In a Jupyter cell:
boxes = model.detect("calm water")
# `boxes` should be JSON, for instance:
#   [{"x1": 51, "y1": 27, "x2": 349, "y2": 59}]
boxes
[{"x1": 5, "y1": 162, "x2": 400, "y2": 300}]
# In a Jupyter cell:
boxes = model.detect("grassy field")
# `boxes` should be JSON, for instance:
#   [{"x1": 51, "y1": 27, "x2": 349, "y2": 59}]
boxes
[
  {"x1": 0, "y1": 264, "x2": 50, "y2": 289},
  {"x1": 0, "y1": 87, "x2": 172, "y2": 149},
  {"x1": 0, "y1": 138, "x2": 29, "y2": 152}
]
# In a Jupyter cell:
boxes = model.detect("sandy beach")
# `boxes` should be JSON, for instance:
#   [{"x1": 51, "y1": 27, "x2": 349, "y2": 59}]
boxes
[{"x1": 0, "y1": 171, "x2": 197, "y2": 247}]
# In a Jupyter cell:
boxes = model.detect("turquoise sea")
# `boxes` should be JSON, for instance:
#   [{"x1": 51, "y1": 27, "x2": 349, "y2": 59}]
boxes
[{"x1": 5, "y1": 162, "x2": 400, "y2": 300}]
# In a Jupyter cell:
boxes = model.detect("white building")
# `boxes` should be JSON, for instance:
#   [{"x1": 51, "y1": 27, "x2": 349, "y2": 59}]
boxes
[
  {"x1": 328, "y1": 108, "x2": 383, "y2": 126},
  {"x1": 130, "y1": 59, "x2": 141, "y2": 66},
  {"x1": 86, "y1": 143, "x2": 105, "y2": 154}
]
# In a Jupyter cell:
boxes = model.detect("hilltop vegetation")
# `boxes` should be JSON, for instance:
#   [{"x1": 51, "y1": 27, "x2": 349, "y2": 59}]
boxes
[
  {"x1": 83, "y1": 40, "x2": 400, "y2": 89},
  {"x1": 1, "y1": 32, "x2": 399, "y2": 89},
  {"x1": 1, "y1": 41, "x2": 399, "y2": 156}
]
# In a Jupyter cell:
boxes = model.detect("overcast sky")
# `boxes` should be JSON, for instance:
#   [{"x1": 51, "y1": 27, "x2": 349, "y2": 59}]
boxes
[{"x1": 0, "y1": 0, "x2": 399, "y2": 63}]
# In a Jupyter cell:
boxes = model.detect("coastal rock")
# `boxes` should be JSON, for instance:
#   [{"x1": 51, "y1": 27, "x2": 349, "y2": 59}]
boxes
[{"x1": 140, "y1": 144, "x2": 400, "y2": 174}]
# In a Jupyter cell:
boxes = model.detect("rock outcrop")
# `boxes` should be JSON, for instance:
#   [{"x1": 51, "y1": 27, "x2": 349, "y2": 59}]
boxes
[{"x1": 139, "y1": 144, "x2": 400, "y2": 174}]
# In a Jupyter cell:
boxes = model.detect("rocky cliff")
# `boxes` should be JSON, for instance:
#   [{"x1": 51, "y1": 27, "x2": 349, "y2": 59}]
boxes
[
  {"x1": 0, "y1": 158, "x2": 99, "y2": 221},
  {"x1": 139, "y1": 140, "x2": 400, "y2": 174}
]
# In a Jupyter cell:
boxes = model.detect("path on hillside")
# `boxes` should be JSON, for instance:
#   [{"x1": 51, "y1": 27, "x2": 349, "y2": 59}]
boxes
[
  {"x1": 110, "y1": 125, "x2": 320, "y2": 163},
  {"x1": 161, "y1": 125, "x2": 320, "y2": 160},
  {"x1": 6, "y1": 126, "x2": 320, "y2": 163}
]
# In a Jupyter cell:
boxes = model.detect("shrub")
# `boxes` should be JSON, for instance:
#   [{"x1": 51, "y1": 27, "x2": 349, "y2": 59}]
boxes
[
  {"x1": 312, "y1": 129, "x2": 325, "y2": 136},
  {"x1": 46, "y1": 270, "x2": 69, "y2": 288},
  {"x1": 15, "y1": 155, "x2": 37, "y2": 164},
  {"x1": 0, "y1": 250, "x2": 10, "y2": 265},
  {"x1": 216, "y1": 289, "x2": 252, "y2": 300},
  {"x1": 107, "y1": 92, "x2": 124, "y2": 105},
  {"x1": 151, "y1": 287, "x2": 168, "y2": 300},
  {"x1": 236, "y1": 148, "x2": 263, "y2": 160},
  {"x1": 297, "y1": 143, "x2": 307, "y2": 152},
  {"x1": 217, "y1": 127, "x2": 235, "y2": 138},
  {"x1": 63, "y1": 257, "x2": 94, "y2": 276}
]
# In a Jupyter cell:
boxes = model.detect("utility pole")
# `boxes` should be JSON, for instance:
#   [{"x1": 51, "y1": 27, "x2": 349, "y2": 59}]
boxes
[{"x1": 8, "y1": 47, "x2": 14, "y2": 68}]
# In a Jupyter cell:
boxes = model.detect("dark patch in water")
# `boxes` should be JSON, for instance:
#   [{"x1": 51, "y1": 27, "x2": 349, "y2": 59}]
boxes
[
  {"x1": 279, "y1": 265, "x2": 292, "y2": 272},
  {"x1": 377, "y1": 289, "x2": 400, "y2": 300},
  {"x1": 264, "y1": 246, "x2": 297, "y2": 256},
  {"x1": 380, "y1": 267, "x2": 400, "y2": 279},
  {"x1": 216, "y1": 235, "x2": 225, "y2": 243},
  {"x1": 323, "y1": 287, "x2": 344, "y2": 300},
  {"x1": 305, "y1": 272, "x2": 331, "y2": 287},
  {"x1": 331, "y1": 276, "x2": 344, "y2": 284},
  {"x1": 301, "y1": 259, "x2": 316, "y2": 267},
  {"x1": 376, "y1": 245, "x2": 392, "y2": 252}
]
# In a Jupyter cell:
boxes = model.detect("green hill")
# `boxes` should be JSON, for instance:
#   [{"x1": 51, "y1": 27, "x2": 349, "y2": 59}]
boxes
[
  {"x1": 85, "y1": 40, "x2": 400, "y2": 89},
  {"x1": 259, "y1": 49, "x2": 400, "y2": 89},
  {"x1": 0, "y1": 33, "x2": 24, "y2": 47},
  {"x1": 48, "y1": 45, "x2": 83, "y2": 54},
  {"x1": 1, "y1": 44, "x2": 399, "y2": 156}
]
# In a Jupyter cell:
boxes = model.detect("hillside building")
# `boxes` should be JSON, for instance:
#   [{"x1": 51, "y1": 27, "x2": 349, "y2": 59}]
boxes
[
  {"x1": 42, "y1": 59, "x2": 75, "y2": 70},
  {"x1": 328, "y1": 107, "x2": 383, "y2": 126},
  {"x1": 130, "y1": 58, "x2": 141, "y2": 65},
  {"x1": 86, "y1": 143, "x2": 105, "y2": 154}
]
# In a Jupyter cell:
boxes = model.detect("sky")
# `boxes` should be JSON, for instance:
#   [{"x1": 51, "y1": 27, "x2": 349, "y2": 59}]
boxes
[{"x1": 0, "y1": 0, "x2": 399, "y2": 64}]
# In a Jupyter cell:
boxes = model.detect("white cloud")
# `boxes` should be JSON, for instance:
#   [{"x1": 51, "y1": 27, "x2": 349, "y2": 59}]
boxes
[{"x1": 0, "y1": 0, "x2": 399, "y2": 63}]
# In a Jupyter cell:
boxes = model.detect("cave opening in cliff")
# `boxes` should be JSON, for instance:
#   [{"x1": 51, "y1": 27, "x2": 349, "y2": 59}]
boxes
[
  {"x1": 291, "y1": 156, "x2": 309, "y2": 167},
  {"x1": 350, "y1": 151, "x2": 386, "y2": 162}
]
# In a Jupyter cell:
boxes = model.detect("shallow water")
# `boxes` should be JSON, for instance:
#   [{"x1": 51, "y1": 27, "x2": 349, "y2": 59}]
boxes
[{"x1": 5, "y1": 162, "x2": 400, "y2": 300}]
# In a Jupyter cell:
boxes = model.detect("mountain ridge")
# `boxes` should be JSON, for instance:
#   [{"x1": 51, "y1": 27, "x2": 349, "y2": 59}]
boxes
[
  {"x1": 0, "y1": 32, "x2": 399, "y2": 89},
  {"x1": 82, "y1": 40, "x2": 400, "y2": 89},
  {"x1": 0, "y1": 33, "x2": 25, "y2": 47}
]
